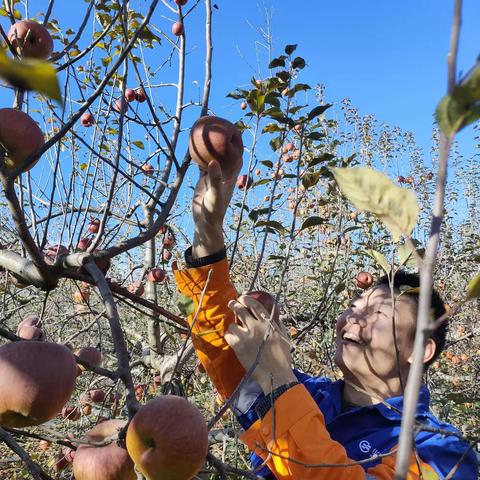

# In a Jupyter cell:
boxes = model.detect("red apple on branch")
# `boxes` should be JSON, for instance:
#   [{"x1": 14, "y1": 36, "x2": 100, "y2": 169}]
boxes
[
  {"x1": 126, "y1": 395, "x2": 208, "y2": 480},
  {"x1": 135, "y1": 88, "x2": 147, "y2": 102},
  {"x1": 236, "y1": 174, "x2": 253, "y2": 190},
  {"x1": 81, "y1": 112, "x2": 95, "y2": 127},
  {"x1": 88, "y1": 219, "x2": 100, "y2": 233},
  {"x1": 188, "y1": 116, "x2": 244, "y2": 173},
  {"x1": 172, "y1": 21, "x2": 184, "y2": 36},
  {"x1": 0, "y1": 108, "x2": 45, "y2": 174},
  {"x1": 141, "y1": 163, "x2": 154, "y2": 176},
  {"x1": 73, "y1": 419, "x2": 136, "y2": 480},
  {"x1": 0, "y1": 342, "x2": 77, "y2": 427},
  {"x1": 147, "y1": 268, "x2": 166, "y2": 283},
  {"x1": 355, "y1": 271, "x2": 373, "y2": 290},
  {"x1": 125, "y1": 88, "x2": 136, "y2": 102},
  {"x1": 7, "y1": 20, "x2": 53, "y2": 59}
]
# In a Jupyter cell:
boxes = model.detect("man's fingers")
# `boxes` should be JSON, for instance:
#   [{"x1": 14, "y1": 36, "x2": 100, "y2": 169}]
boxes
[
  {"x1": 225, "y1": 322, "x2": 243, "y2": 348},
  {"x1": 228, "y1": 299, "x2": 262, "y2": 331},
  {"x1": 238, "y1": 294, "x2": 272, "y2": 321},
  {"x1": 206, "y1": 160, "x2": 223, "y2": 189}
]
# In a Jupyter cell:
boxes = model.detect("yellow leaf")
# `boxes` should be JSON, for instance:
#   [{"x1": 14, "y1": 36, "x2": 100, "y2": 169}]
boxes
[
  {"x1": 466, "y1": 275, "x2": 480, "y2": 300},
  {"x1": 80, "y1": 163, "x2": 87, "y2": 171},
  {"x1": 331, "y1": 167, "x2": 419, "y2": 242},
  {"x1": 0, "y1": 48, "x2": 62, "y2": 103}
]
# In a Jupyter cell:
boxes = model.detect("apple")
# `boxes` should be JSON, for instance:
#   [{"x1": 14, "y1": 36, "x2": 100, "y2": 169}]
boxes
[
  {"x1": 142, "y1": 163, "x2": 154, "y2": 176},
  {"x1": 62, "y1": 405, "x2": 81, "y2": 421},
  {"x1": 172, "y1": 22, "x2": 184, "y2": 36},
  {"x1": 7, "y1": 20, "x2": 53, "y2": 59},
  {"x1": 245, "y1": 291, "x2": 279, "y2": 323},
  {"x1": 113, "y1": 98, "x2": 128, "y2": 114},
  {"x1": 240, "y1": 101, "x2": 247, "y2": 110},
  {"x1": 17, "y1": 325, "x2": 45, "y2": 341},
  {"x1": 404, "y1": 176, "x2": 414, "y2": 184},
  {"x1": 135, "y1": 88, "x2": 147, "y2": 102},
  {"x1": 285, "y1": 142, "x2": 294, "y2": 151},
  {"x1": 163, "y1": 236, "x2": 175, "y2": 250},
  {"x1": 355, "y1": 271, "x2": 373, "y2": 290},
  {"x1": 0, "y1": 108, "x2": 45, "y2": 174},
  {"x1": 188, "y1": 116, "x2": 244, "y2": 173},
  {"x1": 162, "y1": 249, "x2": 172, "y2": 262},
  {"x1": 88, "y1": 219, "x2": 100, "y2": 233},
  {"x1": 236, "y1": 174, "x2": 253, "y2": 190},
  {"x1": 174, "y1": 0, "x2": 188, "y2": 5},
  {"x1": 75, "y1": 345, "x2": 101, "y2": 375},
  {"x1": 153, "y1": 373, "x2": 162, "y2": 386},
  {"x1": 126, "y1": 396, "x2": 208, "y2": 480},
  {"x1": 134, "y1": 384, "x2": 144, "y2": 401},
  {"x1": 147, "y1": 268, "x2": 166, "y2": 283},
  {"x1": 44, "y1": 244, "x2": 68, "y2": 264},
  {"x1": 397, "y1": 175, "x2": 405, "y2": 184},
  {"x1": 87, "y1": 389, "x2": 107, "y2": 404},
  {"x1": 125, "y1": 88, "x2": 136, "y2": 102},
  {"x1": 128, "y1": 283, "x2": 144, "y2": 296},
  {"x1": 294, "y1": 124, "x2": 302, "y2": 133},
  {"x1": 77, "y1": 237, "x2": 92, "y2": 251},
  {"x1": 81, "y1": 112, "x2": 95, "y2": 127},
  {"x1": 82, "y1": 404, "x2": 92, "y2": 415},
  {"x1": 73, "y1": 419, "x2": 136, "y2": 480},
  {"x1": 0, "y1": 341, "x2": 77, "y2": 427}
]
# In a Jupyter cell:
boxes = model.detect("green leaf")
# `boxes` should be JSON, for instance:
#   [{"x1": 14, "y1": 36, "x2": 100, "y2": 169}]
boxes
[
  {"x1": 254, "y1": 220, "x2": 286, "y2": 235},
  {"x1": 300, "y1": 216, "x2": 326, "y2": 231},
  {"x1": 269, "y1": 56, "x2": 286, "y2": 68},
  {"x1": 0, "y1": 49, "x2": 61, "y2": 103},
  {"x1": 308, "y1": 153, "x2": 334, "y2": 168},
  {"x1": 291, "y1": 56, "x2": 306, "y2": 70},
  {"x1": 466, "y1": 274, "x2": 480, "y2": 300},
  {"x1": 307, "y1": 104, "x2": 332, "y2": 121},
  {"x1": 301, "y1": 171, "x2": 321, "y2": 189},
  {"x1": 177, "y1": 293, "x2": 194, "y2": 316},
  {"x1": 132, "y1": 140, "x2": 145, "y2": 149},
  {"x1": 260, "y1": 160, "x2": 273, "y2": 168},
  {"x1": 285, "y1": 44, "x2": 297, "y2": 55},
  {"x1": 269, "y1": 137, "x2": 283, "y2": 152},
  {"x1": 307, "y1": 131, "x2": 324, "y2": 141},
  {"x1": 331, "y1": 167, "x2": 419, "y2": 242},
  {"x1": 366, "y1": 249, "x2": 390, "y2": 274},
  {"x1": 248, "y1": 207, "x2": 270, "y2": 222}
]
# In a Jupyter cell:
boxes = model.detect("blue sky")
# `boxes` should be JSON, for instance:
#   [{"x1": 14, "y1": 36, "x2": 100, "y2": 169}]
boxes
[{"x1": 205, "y1": 0, "x2": 479, "y2": 153}]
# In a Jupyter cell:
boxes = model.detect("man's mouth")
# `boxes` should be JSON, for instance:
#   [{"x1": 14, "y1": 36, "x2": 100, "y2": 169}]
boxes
[{"x1": 341, "y1": 332, "x2": 366, "y2": 346}]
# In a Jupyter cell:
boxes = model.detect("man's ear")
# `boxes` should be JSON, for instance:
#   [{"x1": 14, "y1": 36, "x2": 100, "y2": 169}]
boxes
[{"x1": 408, "y1": 338, "x2": 436, "y2": 365}]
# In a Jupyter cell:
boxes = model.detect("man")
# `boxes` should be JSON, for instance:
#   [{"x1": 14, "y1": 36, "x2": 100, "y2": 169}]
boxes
[{"x1": 173, "y1": 159, "x2": 478, "y2": 479}]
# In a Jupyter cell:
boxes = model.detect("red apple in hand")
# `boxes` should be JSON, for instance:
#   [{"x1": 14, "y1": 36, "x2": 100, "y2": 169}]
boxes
[
  {"x1": 126, "y1": 396, "x2": 208, "y2": 480},
  {"x1": 188, "y1": 116, "x2": 243, "y2": 173},
  {"x1": 355, "y1": 271, "x2": 373, "y2": 290},
  {"x1": 8, "y1": 20, "x2": 53, "y2": 59},
  {"x1": 73, "y1": 420, "x2": 136, "y2": 480},
  {"x1": 245, "y1": 291, "x2": 279, "y2": 323}
]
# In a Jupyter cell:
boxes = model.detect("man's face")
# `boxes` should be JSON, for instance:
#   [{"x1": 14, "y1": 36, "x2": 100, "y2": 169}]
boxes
[{"x1": 334, "y1": 285, "x2": 417, "y2": 391}]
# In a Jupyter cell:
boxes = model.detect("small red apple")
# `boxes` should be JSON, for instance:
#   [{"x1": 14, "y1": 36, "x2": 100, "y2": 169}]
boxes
[
  {"x1": 88, "y1": 219, "x2": 100, "y2": 234},
  {"x1": 113, "y1": 98, "x2": 128, "y2": 114},
  {"x1": 245, "y1": 291, "x2": 279, "y2": 323},
  {"x1": 135, "y1": 88, "x2": 147, "y2": 102},
  {"x1": 39, "y1": 439, "x2": 51, "y2": 451},
  {"x1": 128, "y1": 283, "x2": 144, "y2": 296},
  {"x1": 236, "y1": 174, "x2": 253, "y2": 190},
  {"x1": 397, "y1": 175, "x2": 405, "y2": 184},
  {"x1": 75, "y1": 346, "x2": 102, "y2": 376},
  {"x1": 141, "y1": 163, "x2": 154, "y2": 176},
  {"x1": 125, "y1": 88, "x2": 136, "y2": 102},
  {"x1": 77, "y1": 237, "x2": 92, "y2": 251},
  {"x1": 147, "y1": 268, "x2": 166, "y2": 283},
  {"x1": 163, "y1": 236, "x2": 175, "y2": 250},
  {"x1": 285, "y1": 142, "x2": 294, "y2": 151},
  {"x1": 172, "y1": 22, "x2": 184, "y2": 36},
  {"x1": 162, "y1": 249, "x2": 172, "y2": 262},
  {"x1": 73, "y1": 289, "x2": 90, "y2": 304},
  {"x1": 87, "y1": 389, "x2": 107, "y2": 404},
  {"x1": 81, "y1": 112, "x2": 95, "y2": 127},
  {"x1": 240, "y1": 101, "x2": 247, "y2": 110},
  {"x1": 7, "y1": 20, "x2": 53, "y2": 59},
  {"x1": 174, "y1": 0, "x2": 188, "y2": 5},
  {"x1": 355, "y1": 271, "x2": 373, "y2": 290}
]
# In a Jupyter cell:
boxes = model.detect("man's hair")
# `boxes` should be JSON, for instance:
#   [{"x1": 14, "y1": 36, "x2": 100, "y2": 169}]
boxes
[{"x1": 376, "y1": 270, "x2": 448, "y2": 367}]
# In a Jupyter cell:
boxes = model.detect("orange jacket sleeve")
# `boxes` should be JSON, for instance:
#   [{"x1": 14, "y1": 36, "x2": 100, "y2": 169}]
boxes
[
  {"x1": 173, "y1": 258, "x2": 245, "y2": 399},
  {"x1": 241, "y1": 384, "x2": 440, "y2": 479}
]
